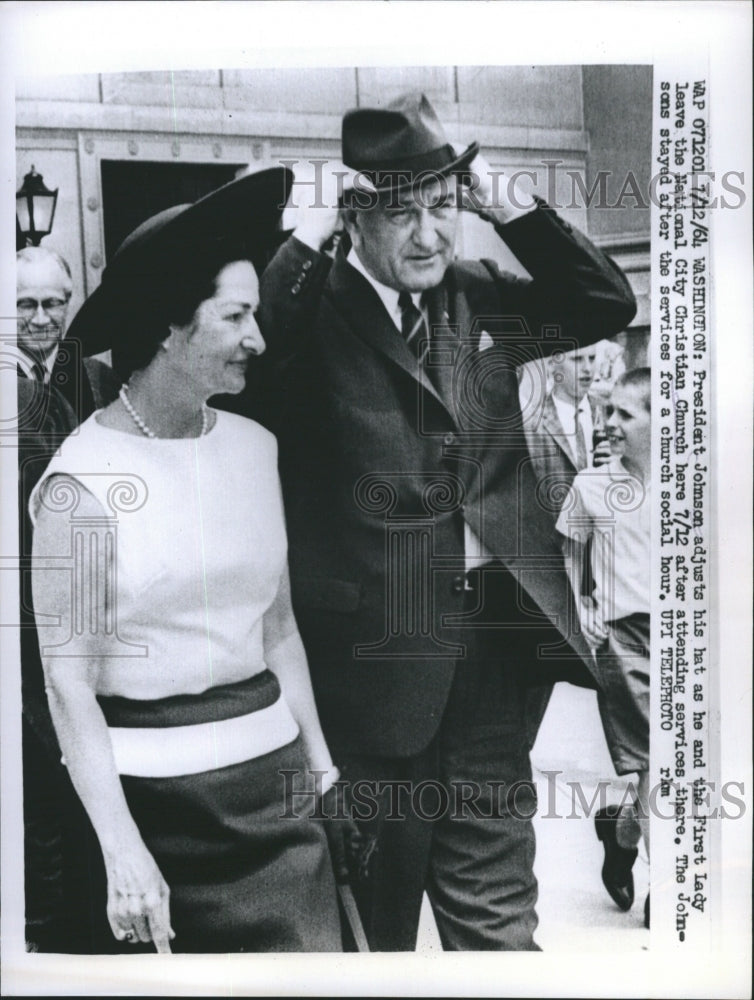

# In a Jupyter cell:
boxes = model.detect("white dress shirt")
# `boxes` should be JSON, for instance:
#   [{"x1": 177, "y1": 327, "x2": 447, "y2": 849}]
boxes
[
  {"x1": 16, "y1": 345, "x2": 58, "y2": 383},
  {"x1": 347, "y1": 247, "x2": 492, "y2": 573},
  {"x1": 552, "y1": 391, "x2": 594, "y2": 468},
  {"x1": 347, "y1": 248, "x2": 425, "y2": 329}
]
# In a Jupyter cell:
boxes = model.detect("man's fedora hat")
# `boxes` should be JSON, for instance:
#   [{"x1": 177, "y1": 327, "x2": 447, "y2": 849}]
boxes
[
  {"x1": 67, "y1": 166, "x2": 293, "y2": 357},
  {"x1": 342, "y1": 92, "x2": 479, "y2": 200}
]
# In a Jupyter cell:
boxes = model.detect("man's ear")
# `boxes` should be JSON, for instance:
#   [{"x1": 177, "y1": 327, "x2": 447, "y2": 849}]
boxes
[
  {"x1": 342, "y1": 208, "x2": 361, "y2": 248},
  {"x1": 163, "y1": 324, "x2": 184, "y2": 351}
]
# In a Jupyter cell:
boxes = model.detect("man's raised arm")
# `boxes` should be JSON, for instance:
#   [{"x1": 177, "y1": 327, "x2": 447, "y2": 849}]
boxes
[
  {"x1": 258, "y1": 162, "x2": 349, "y2": 365},
  {"x1": 462, "y1": 152, "x2": 637, "y2": 347}
]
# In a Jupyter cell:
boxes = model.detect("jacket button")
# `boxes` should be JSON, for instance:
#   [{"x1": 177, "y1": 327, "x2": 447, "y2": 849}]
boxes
[
  {"x1": 451, "y1": 574, "x2": 466, "y2": 594},
  {"x1": 291, "y1": 282, "x2": 301, "y2": 295},
  {"x1": 302, "y1": 259, "x2": 312, "y2": 271},
  {"x1": 443, "y1": 432, "x2": 455, "y2": 446}
]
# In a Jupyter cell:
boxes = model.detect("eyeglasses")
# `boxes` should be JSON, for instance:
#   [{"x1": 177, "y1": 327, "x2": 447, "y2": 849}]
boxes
[{"x1": 16, "y1": 297, "x2": 69, "y2": 318}]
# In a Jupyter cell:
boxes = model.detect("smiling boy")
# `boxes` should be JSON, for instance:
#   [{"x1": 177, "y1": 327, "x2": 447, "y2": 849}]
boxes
[{"x1": 556, "y1": 367, "x2": 651, "y2": 923}]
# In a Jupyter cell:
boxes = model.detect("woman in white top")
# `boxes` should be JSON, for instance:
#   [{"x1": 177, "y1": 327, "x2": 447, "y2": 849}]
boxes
[{"x1": 30, "y1": 168, "x2": 350, "y2": 953}]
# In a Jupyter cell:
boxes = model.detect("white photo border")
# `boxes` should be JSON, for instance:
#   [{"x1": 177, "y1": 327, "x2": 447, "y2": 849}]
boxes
[{"x1": 1, "y1": 2, "x2": 751, "y2": 996}]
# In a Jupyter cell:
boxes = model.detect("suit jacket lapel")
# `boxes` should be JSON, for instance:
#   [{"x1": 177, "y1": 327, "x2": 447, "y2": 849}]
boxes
[
  {"x1": 423, "y1": 282, "x2": 458, "y2": 417},
  {"x1": 444, "y1": 270, "x2": 472, "y2": 345},
  {"x1": 541, "y1": 394, "x2": 578, "y2": 468},
  {"x1": 328, "y1": 254, "x2": 451, "y2": 415}
]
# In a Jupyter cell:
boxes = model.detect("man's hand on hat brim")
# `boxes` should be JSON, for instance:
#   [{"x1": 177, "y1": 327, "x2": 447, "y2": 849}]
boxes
[
  {"x1": 290, "y1": 159, "x2": 358, "y2": 252},
  {"x1": 456, "y1": 147, "x2": 538, "y2": 226}
]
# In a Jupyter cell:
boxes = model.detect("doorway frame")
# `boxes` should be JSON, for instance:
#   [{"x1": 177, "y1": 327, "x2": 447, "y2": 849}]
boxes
[{"x1": 77, "y1": 132, "x2": 272, "y2": 296}]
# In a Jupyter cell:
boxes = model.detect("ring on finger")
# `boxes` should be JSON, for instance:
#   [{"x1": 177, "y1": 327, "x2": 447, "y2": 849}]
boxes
[{"x1": 124, "y1": 929, "x2": 136, "y2": 943}]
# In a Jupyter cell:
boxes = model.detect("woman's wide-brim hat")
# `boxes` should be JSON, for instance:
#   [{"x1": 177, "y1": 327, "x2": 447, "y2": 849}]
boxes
[
  {"x1": 341, "y1": 91, "x2": 479, "y2": 202},
  {"x1": 67, "y1": 165, "x2": 293, "y2": 357}
]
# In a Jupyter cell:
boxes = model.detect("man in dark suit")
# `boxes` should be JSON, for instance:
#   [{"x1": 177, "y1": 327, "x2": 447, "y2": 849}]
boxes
[
  {"x1": 255, "y1": 92, "x2": 636, "y2": 950},
  {"x1": 15, "y1": 250, "x2": 115, "y2": 949},
  {"x1": 16, "y1": 377, "x2": 97, "y2": 952}
]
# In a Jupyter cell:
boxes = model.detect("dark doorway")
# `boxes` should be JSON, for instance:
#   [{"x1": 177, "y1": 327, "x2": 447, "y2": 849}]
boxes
[{"x1": 100, "y1": 160, "x2": 243, "y2": 262}]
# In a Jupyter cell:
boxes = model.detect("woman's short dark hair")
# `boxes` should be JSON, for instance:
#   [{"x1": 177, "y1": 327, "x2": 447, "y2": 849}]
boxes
[{"x1": 112, "y1": 238, "x2": 257, "y2": 383}]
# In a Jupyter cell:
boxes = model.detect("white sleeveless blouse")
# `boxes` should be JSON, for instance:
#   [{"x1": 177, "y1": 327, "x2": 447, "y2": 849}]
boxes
[{"x1": 30, "y1": 410, "x2": 288, "y2": 696}]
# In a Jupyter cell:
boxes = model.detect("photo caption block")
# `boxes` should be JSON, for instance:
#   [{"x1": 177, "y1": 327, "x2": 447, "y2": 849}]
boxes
[{"x1": 653, "y1": 70, "x2": 714, "y2": 949}]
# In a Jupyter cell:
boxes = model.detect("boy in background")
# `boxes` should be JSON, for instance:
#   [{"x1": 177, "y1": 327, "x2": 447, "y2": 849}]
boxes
[{"x1": 556, "y1": 367, "x2": 651, "y2": 926}]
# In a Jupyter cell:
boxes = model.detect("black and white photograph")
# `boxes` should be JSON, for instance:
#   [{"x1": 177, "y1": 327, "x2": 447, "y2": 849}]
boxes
[{"x1": 1, "y1": 2, "x2": 751, "y2": 996}]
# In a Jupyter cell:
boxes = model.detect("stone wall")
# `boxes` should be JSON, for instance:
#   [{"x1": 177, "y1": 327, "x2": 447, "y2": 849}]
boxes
[{"x1": 16, "y1": 66, "x2": 649, "y2": 334}]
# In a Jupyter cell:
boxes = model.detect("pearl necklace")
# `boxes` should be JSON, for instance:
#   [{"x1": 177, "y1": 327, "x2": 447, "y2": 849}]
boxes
[{"x1": 119, "y1": 385, "x2": 210, "y2": 439}]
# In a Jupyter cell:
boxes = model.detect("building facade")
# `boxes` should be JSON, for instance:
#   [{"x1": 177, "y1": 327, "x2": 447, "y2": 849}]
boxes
[{"x1": 16, "y1": 64, "x2": 650, "y2": 355}]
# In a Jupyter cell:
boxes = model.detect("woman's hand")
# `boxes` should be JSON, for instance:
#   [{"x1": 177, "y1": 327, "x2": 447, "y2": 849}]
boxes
[
  {"x1": 320, "y1": 784, "x2": 364, "y2": 883},
  {"x1": 103, "y1": 837, "x2": 175, "y2": 953}
]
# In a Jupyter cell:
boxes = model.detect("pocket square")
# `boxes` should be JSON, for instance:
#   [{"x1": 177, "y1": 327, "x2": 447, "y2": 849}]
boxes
[{"x1": 478, "y1": 330, "x2": 494, "y2": 352}]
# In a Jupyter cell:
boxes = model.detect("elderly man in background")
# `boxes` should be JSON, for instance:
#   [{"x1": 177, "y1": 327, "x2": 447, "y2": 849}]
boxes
[
  {"x1": 15, "y1": 246, "x2": 72, "y2": 381},
  {"x1": 16, "y1": 246, "x2": 118, "y2": 417}
]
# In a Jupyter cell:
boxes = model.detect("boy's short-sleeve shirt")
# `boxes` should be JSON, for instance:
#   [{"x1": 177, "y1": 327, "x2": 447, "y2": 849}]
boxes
[{"x1": 556, "y1": 456, "x2": 650, "y2": 622}]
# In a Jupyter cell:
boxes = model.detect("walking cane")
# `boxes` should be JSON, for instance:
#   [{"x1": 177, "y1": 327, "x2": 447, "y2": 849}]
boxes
[{"x1": 337, "y1": 883, "x2": 370, "y2": 952}]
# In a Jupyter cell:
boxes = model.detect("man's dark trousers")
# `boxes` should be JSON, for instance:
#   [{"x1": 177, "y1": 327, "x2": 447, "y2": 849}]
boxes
[{"x1": 336, "y1": 565, "x2": 538, "y2": 951}]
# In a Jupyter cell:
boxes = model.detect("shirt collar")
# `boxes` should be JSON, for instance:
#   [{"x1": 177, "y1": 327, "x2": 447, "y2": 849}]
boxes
[
  {"x1": 347, "y1": 248, "x2": 422, "y2": 332},
  {"x1": 551, "y1": 390, "x2": 595, "y2": 466},
  {"x1": 15, "y1": 344, "x2": 58, "y2": 381},
  {"x1": 552, "y1": 389, "x2": 593, "y2": 422},
  {"x1": 609, "y1": 455, "x2": 650, "y2": 487},
  {"x1": 551, "y1": 391, "x2": 577, "y2": 431},
  {"x1": 551, "y1": 391, "x2": 590, "y2": 428}
]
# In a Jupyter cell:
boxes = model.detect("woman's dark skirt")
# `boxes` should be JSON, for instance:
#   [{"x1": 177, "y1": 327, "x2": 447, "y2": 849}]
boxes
[{"x1": 98, "y1": 670, "x2": 341, "y2": 953}]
